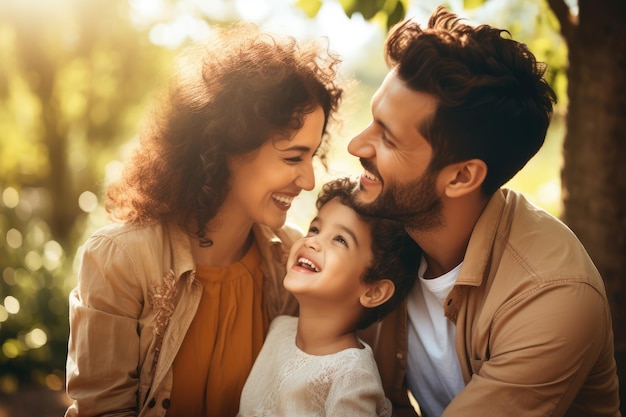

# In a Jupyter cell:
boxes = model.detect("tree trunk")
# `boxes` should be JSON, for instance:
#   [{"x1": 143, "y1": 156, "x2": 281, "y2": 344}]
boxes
[
  {"x1": 15, "y1": 26, "x2": 79, "y2": 248},
  {"x1": 556, "y1": 0, "x2": 626, "y2": 410}
]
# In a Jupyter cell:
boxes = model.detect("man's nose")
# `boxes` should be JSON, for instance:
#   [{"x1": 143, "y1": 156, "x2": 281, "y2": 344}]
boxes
[{"x1": 348, "y1": 126, "x2": 375, "y2": 159}]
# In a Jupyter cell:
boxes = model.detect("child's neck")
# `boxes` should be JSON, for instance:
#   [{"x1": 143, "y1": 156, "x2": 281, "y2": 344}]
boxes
[{"x1": 295, "y1": 310, "x2": 363, "y2": 355}]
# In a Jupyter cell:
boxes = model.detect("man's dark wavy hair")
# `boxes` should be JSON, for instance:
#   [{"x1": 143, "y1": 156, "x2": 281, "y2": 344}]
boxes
[
  {"x1": 386, "y1": 6, "x2": 556, "y2": 194},
  {"x1": 105, "y1": 24, "x2": 343, "y2": 242},
  {"x1": 316, "y1": 177, "x2": 420, "y2": 330}
]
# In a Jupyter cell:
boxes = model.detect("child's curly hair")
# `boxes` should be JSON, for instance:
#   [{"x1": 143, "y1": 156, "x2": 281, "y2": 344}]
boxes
[{"x1": 316, "y1": 177, "x2": 420, "y2": 330}]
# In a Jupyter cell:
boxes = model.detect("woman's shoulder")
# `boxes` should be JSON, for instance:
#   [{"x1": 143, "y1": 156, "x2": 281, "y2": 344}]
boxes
[
  {"x1": 85, "y1": 221, "x2": 165, "y2": 248},
  {"x1": 91, "y1": 220, "x2": 162, "y2": 237},
  {"x1": 277, "y1": 222, "x2": 304, "y2": 243},
  {"x1": 254, "y1": 222, "x2": 303, "y2": 246},
  {"x1": 83, "y1": 221, "x2": 191, "y2": 262}
]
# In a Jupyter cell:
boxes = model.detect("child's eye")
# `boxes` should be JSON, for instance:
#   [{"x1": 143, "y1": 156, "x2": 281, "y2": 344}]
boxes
[
  {"x1": 307, "y1": 226, "x2": 320, "y2": 236},
  {"x1": 334, "y1": 235, "x2": 348, "y2": 247}
]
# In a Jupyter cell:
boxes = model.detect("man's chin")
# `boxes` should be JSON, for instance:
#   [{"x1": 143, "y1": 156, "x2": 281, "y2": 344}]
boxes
[
  {"x1": 353, "y1": 187, "x2": 378, "y2": 206},
  {"x1": 352, "y1": 192, "x2": 383, "y2": 217}
]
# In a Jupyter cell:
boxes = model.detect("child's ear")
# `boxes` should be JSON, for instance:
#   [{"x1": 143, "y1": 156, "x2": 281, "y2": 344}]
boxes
[{"x1": 360, "y1": 279, "x2": 395, "y2": 308}]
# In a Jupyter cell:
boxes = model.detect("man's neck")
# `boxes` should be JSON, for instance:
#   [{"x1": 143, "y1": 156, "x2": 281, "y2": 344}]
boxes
[{"x1": 410, "y1": 194, "x2": 489, "y2": 279}]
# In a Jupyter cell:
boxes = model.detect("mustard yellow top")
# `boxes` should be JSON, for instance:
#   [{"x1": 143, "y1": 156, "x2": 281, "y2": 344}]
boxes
[{"x1": 167, "y1": 241, "x2": 268, "y2": 417}]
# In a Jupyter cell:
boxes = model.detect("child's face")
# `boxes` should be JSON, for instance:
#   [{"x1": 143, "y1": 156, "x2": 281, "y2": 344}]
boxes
[{"x1": 283, "y1": 197, "x2": 374, "y2": 305}]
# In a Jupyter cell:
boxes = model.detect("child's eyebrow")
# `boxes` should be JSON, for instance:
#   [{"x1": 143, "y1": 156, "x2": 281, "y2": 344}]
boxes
[{"x1": 338, "y1": 225, "x2": 359, "y2": 247}]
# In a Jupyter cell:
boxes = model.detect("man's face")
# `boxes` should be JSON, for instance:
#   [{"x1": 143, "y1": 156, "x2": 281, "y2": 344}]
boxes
[{"x1": 347, "y1": 70, "x2": 444, "y2": 231}]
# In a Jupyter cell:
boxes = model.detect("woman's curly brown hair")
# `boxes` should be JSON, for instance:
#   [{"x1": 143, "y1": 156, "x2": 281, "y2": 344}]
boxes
[{"x1": 105, "y1": 24, "x2": 343, "y2": 242}]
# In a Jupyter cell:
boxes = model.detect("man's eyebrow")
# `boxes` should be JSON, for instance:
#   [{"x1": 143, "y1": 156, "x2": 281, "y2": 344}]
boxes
[{"x1": 376, "y1": 119, "x2": 401, "y2": 142}]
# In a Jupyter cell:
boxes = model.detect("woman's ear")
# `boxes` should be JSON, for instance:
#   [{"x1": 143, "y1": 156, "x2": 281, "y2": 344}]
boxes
[
  {"x1": 360, "y1": 279, "x2": 395, "y2": 308},
  {"x1": 441, "y1": 159, "x2": 487, "y2": 198}
]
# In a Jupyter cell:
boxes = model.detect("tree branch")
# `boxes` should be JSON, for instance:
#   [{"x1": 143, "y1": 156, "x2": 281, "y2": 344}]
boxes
[{"x1": 545, "y1": 0, "x2": 577, "y2": 45}]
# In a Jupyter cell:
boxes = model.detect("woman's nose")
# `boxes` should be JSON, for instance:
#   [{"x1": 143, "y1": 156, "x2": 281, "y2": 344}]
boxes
[{"x1": 295, "y1": 159, "x2": 315, "y2": 191}]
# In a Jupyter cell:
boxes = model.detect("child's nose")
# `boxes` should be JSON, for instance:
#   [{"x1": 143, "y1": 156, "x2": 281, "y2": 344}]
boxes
[{"x1": 304, "y1": 236, "x2": 321, "y2": 251}]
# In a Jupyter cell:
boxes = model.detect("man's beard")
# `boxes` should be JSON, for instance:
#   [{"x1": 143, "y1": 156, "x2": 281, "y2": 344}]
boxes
[{"x1": 352, "y1": 168, "x2": 444, "y2": 232}]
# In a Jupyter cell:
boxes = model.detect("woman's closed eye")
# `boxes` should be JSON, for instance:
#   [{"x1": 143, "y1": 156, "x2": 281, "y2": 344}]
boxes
[{"x1": 284, "y1": 156, "x2": 303, "y2": 164}]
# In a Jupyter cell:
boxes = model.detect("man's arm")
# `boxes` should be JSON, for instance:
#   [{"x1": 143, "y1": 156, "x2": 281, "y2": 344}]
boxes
[{"x1": 444, "y1": 281, "x2": 617, "y2": 417}]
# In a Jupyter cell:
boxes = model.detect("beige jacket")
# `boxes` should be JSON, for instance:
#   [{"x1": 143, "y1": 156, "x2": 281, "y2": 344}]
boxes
[
  {"x1": 360, "y1": 189, "x2": 621, "y2": 417},
  {"x1": 65, "y1": 221, "x2": 300, "y2": 417}
]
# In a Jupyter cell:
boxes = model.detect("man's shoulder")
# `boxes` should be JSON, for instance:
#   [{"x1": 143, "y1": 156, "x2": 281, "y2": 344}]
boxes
[{"x1": 487, "y1": 189, "x2": 605, "y2": 290}]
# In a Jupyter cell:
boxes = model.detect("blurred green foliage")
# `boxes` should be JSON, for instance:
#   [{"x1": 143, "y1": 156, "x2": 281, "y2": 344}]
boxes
[
  {"x1": 0, "y1": 0, "x2": 566, "y2": 395},
  {"x1": 0, "y1": 0, "x2": 173, "y2": 393}
]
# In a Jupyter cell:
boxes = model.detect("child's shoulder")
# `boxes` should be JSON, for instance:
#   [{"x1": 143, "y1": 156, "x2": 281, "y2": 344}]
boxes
[
  {"x1": 267, "y1": 315, "x2": 298, "y2": 339},
  {"x1": 270, "y1": 314, "x2": 297, "y2": 328}
]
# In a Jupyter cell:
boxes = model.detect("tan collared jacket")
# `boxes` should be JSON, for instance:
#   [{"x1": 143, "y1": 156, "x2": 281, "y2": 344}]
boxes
[
  {"x1": 360, "y1": 189, "x2": 621, "y2": 417},
  {"x1": 65, "y1": 221, "x2": 300, "y2": 417}
]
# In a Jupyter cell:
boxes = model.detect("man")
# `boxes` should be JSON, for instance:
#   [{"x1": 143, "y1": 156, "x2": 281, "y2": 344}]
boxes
[{"x1": 353, "y1": 6, "x2": 621, "y2": 417}]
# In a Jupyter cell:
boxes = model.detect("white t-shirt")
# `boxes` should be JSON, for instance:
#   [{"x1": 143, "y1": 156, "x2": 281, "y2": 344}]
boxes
[
  {"x1": 406, "y1": 256, "x2": 465, "y2": 417},
  {"x1": 238, "y1": 315, "x2": 392, "y2": 417}
]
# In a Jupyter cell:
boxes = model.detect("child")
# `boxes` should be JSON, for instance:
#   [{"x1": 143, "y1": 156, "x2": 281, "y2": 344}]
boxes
[{"x1": 238, "y1": 177, "x2": 420, "y2": 417}]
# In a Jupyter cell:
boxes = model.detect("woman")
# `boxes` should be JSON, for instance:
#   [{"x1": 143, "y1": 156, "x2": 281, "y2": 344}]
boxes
[{"x1": 65, "y1": 24, "x2": 342, "y2": 417}]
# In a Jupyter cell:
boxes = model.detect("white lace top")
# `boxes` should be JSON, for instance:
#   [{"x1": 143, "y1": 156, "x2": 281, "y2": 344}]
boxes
[{"x1": 238, "y1": 315, "x2": 392, "y2": 417}]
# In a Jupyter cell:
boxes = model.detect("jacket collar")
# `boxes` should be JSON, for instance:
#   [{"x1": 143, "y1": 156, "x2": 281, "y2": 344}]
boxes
[
  {"x1": 166, "y1": 222, "x2": 290, "y2": 285},
  {"x1": 252, "y1": 223, "x2": 291, "y2": 266},
  {"x1": 456, "y1": 189, "x2": 510, "y2": 287}
]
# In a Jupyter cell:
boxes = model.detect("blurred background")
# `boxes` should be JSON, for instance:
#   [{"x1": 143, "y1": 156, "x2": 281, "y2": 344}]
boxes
[{"x1": 1, "y1": 0, "x2": 624, "y2": 415}]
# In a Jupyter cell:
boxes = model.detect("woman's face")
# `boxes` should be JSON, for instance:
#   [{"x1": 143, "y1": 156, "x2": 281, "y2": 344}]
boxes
[{"x1": 225, "y1": 106, "x2": 326, "y2": 229}]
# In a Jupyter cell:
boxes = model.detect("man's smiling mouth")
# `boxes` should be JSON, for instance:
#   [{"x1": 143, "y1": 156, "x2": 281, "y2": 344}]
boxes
[{"x1": 363, "y1": 169, "x2": 379, "y2": 182}]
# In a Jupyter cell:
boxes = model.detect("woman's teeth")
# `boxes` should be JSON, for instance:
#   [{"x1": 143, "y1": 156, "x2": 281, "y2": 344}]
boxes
[{"x1": 272, "y1": 194, "x2": 294, "y2": 206}]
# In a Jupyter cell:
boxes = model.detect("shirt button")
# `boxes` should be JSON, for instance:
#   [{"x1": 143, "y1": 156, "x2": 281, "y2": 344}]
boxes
[
  {"x1": 162, "y1": 398, "x2": 171, "y2": 409},
  {"x1": 396, "y1": 352, "x2": 404, "y2": 360},
  {"x1": 147, "y1": 398, "x2": 156, "y2": 408}
]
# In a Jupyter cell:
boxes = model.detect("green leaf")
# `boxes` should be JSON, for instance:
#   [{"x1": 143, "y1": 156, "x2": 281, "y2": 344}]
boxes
[
  {"x1": 296, "y1": 0, "x2": 323, "y2": 18},
  {"x1": 464, "y1": 0, "x2": 487, "y2": 10},
  {"x1": 386, "y1": 0, "x2": 406, "y2": 30},
  {"x1": 355, "y1": 0, "x2": 379, "y2": 20},
  {"x1": 339, "y1": 0, "x2": 358, "y2": 17}
]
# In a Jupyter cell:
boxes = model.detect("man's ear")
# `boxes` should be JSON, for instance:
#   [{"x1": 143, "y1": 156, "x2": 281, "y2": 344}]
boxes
[
  {"x1": 360, "y1": 279, "x2": 395, "y2": 308},
  {"x1": 440, "y1": 159, "x2": 487, "y2": 198}
]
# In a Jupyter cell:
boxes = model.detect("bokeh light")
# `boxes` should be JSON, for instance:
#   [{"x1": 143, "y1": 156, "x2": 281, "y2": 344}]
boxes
[
  {"x1": 78, "y1": 191, "x2": 99, "y2": 213},
  {"x1": 6, "y1": 228, "x2": 23, "y2": 249},
  {"x1": 25, "y1": 328, "x2": 48, "y2": 349},
  {"x1": 2, "y1": 187, "x2": 19, "y2": 208},
  {"x1": 3, "y1": 296, "x2": 20, "y2": 315}
]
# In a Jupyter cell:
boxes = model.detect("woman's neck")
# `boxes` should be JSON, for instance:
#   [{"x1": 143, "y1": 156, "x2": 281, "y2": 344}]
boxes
[{"x1": 190, "y1": 214, "x2": 254, "y2": 267}]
